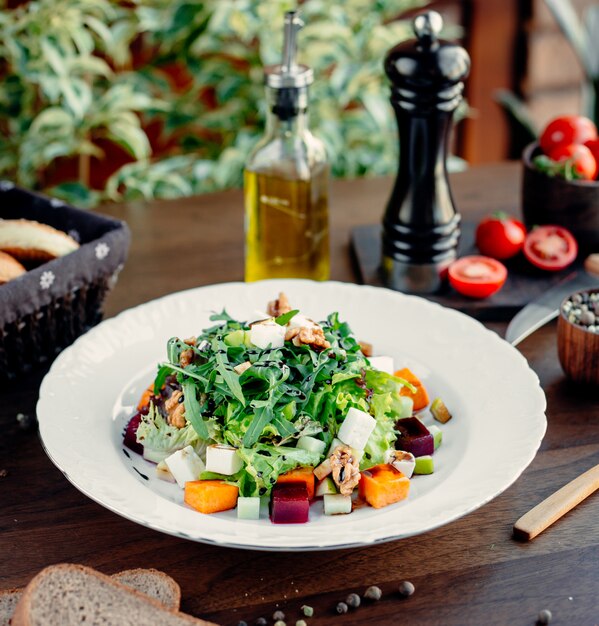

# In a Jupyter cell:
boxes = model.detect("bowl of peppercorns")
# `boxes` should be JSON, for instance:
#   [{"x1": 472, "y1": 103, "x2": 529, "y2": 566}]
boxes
[{"x1": 558, "y1": 288, "x2": 599, "y2": 385}]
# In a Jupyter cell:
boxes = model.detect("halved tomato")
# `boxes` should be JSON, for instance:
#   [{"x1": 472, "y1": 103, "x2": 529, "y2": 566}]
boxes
[
  {"x1": 448, "y1": 256, "x2": 507, "y2": 299},
  {"x1": 523, "y1": 225, "x2": 578, "y2": 271}
]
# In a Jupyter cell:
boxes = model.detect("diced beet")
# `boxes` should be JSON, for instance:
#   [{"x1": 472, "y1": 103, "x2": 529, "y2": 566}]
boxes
[
  {"x1": 123, "y1": 413, "x2": 143, "y2": 455},
  {"x1": 270, "y1": 484, "x2": 310, "y2": 524},
  {"x1": 395, "y1": 417, "x2": 434, "y2": 457}
]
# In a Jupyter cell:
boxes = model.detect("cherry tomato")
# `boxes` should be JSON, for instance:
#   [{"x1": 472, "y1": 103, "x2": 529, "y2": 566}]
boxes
[
  {"x1": 475, "y1": 214, "x2": 527, "y2": 259},
  {"x1": 548, "y1": 144, "x2": 598, "y2": 180},
  {"x1": 540, "y1": 115, "x2": 597, "y2": 154},
  {"x1": 523, "y1": 225, "x2": 578, "y2": 271},
  {"x1": 584, "y1": 139, "x2": 599, "y2": 178},
  {"x1": 448, "y1": 256, "x2": 507, "y2": 299}
]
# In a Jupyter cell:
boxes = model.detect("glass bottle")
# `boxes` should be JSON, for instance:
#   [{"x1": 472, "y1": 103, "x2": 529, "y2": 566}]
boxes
[{"x1": 244, "y1": 11, "x2": 329, "y2": 282}]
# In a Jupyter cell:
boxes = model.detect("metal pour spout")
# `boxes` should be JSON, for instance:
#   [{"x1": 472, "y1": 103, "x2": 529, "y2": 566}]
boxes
[{"x1": 281, "y1": 11, "x2": 304, "y2": 75}]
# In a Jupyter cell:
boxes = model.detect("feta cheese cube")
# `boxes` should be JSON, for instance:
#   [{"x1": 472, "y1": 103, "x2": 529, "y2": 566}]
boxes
[
  {"x1": 368, "y1": 355, "x2": 394, "y2": 375},
  {"x1": 337, "y1": 407, "x2": 377, "y2": 451},
  {"x1": 156, "y1": 460, "x2": 176, "y2": 483},
  {"x1": 287, "y1": 313, "x2": 317, "y2": 330},
  {"x1": 384, "y1": 449, "x2": 416, "y2": 479},
  {"x1": 205, "y1": 444, "x2": 243, "y2": 475},
  {"x1": 164, "y1": 446, "x2": 205, "y2": 488},
  {"x1": 249, "y1": 320, "x2": 286, "y2": 349}
]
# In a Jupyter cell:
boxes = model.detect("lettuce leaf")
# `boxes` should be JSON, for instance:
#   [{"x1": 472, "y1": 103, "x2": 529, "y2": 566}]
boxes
[
  {"x1": 136, "y1": 404, "x2": 206, "y2": 461},
  {"x1": 237, "y1": 444, "x2": 322, "y2": 497}
]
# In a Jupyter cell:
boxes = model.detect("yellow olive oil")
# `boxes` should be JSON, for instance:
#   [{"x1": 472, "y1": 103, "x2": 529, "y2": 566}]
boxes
[{"x1": 244, "y1": 168, "x2": 329, "y2": 281}]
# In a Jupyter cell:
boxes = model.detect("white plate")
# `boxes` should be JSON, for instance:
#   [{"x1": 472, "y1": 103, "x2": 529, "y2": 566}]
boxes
[{"x1": 37, "y1": 280, "x2": 546, "y2": 551}]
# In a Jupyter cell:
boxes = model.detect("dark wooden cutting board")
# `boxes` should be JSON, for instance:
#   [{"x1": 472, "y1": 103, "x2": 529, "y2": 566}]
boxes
[{"x1": 351, "y1": 222, "x2": 581, "y2": 321}]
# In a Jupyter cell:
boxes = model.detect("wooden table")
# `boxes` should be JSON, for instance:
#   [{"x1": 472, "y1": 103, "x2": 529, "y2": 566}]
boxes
[{"x1": 2, "y1": 162, "x2": 599, "y2": 625}]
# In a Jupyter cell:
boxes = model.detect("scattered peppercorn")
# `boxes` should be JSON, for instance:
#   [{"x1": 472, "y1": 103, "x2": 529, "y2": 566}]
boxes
[
  {"x1": 16, "y1": 413, "x2": 36, "y2": 430},
  {"x1": 301, "y1": 605, "x2": 314, "y2": 618},
  {"x1": 237, "y1": 621, "x2": 248, "y2": 626},
  {"x1": 537, "y1": 609, "x2": 552, "y2": 625},
  {"x1": 254, "y1": 618, "x2": 267, "y2": 626},
  {"x1": 296, "y1": 621, "x2": 307, "y2": 626},
  {"x1": 398, "y1": 581, "x2": 415, "y2": 598},
  {"x1": 345, "y1": 593, "x2": 361, "y2": 608},
  {"x1": 364, "y1": 586, "x2": 382, "y2": 601},
  {"x1": 273, "y1": 610, "x2": 286, "y2": 621},
  {"x1": 336, "y1": 602, "x2": 348, "y2": 615}
]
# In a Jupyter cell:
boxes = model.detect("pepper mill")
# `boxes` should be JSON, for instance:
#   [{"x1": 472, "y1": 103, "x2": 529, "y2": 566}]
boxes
[{"x1": 381, "y1": 11, "x2": 470, "y2": 294}]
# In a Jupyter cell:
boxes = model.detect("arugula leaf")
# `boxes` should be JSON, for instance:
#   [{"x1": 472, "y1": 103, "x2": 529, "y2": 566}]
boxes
[
  {"x1": 243, "y1": 405, "x2": 274, "y2": 446},
  {"x1": 213, "y1": 339, "x2": 245, "y2": 405},
  {"x1": 182, "y1": 379, "x2": 210, "y2": 440},
  {"x1": 275, "y1": 309, "x2": 299, "y2": 325},
  {"x1": 153, "y1": 364, "x2": 172, "y2": 394}
]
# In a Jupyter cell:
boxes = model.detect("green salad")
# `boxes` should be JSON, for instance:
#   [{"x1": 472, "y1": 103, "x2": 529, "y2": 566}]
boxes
[{"x1": 130, "y1": 295, "x2": 416, "y2": 502}]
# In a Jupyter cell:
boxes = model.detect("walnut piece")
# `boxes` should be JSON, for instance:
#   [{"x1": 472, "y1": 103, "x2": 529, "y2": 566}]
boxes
[
  {"x1": 358, "y1": 341, "x2": 373, "y2": 357},
  {"x1": 164, "y1": 390, "x2": 186, "y2": 428},
  {"x1": 180, "y1": 349, "x2": 194, "y2": 367},
  {"x1": 330, "y1": 444, "x2": 361, "y2": 496},
  {"x1": 285, "y1": 325, "x2": 331, "y2": 350},
  {"x1": 234, "y1": 361, "x2": 252, "y2": 375},
  {"x1": 267, "y1": 292, "x2": 292, "y2": 317}
]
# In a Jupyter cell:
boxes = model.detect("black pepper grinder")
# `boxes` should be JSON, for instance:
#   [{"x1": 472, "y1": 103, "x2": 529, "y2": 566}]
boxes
[{"x1": 381, "y1": 11, "x2": 470, "y2": 294}]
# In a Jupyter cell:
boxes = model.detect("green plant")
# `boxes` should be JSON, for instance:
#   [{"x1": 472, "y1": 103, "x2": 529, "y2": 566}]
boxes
[
  {"x1": 497, "y1": 0, "x2": 599, "y2": 151},
  {"x1": 0, "y1": 0, "x2": 428, "y2": 206}
]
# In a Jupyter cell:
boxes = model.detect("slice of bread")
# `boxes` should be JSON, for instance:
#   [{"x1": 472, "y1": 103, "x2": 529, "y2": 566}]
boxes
[
  {"x1": 0, "y1": 219, "x2": 79, "y2": 262},
  {"x1": 11, "y1": 565, "x2": 208, "y2": 626},
  {"x1": 0, "y1": 250, "x2": 26, "y2": 284},
  {"x1": 1, "y1": 567, "x2": 181, "y2": 626},
  {"x1": 0, "y1": 588, "x2": 22, "y2": 626},
  {"x1": 112, "y1": 568, "x2": 181, "y2": 611}
]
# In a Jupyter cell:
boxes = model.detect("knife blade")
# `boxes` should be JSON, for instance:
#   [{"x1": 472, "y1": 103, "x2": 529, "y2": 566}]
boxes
[{"x1": 505, "y1": 269, "x2": 599, "y2": 347}]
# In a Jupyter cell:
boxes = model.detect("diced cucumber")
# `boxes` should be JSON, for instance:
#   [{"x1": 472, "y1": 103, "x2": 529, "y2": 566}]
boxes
[
  {"x1": 224, "y1": 329, "x2": 245, "y2": 347},
  {"x1": 414, "y1": 455, "x2": 434, "y2": 475},
  {"x1": 324, "y1": 493, "x2": 352, "y2": 515},
  {"x1": 297, "y1": 435, "x2": 326, "y2": 456},
  {"x1": 431, "y1": 397, "x2": 452, "y2": 423},
  {"x1": 326, "y1": 437, "x2": 343, "y2": 455},
  {"x1": 397, "y1": 395, "x2": 414, "y2": 418},
  {"x1": 315, "y1": 476, "x2": 337, "y2": 497},
  {"x1": 429, "y1": 424, "x2": 442, "y2": 450},
  {"x1": 237, "y1": 496, "x2": 261, "y2": 520},
  {"x1": 326, "y1": 437, "x2": 363, "y2": 463}
]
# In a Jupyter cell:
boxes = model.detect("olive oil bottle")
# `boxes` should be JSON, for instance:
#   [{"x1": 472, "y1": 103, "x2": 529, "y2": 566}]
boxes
[{"x1": 244, "y1": 11, "x2": 330, "y2": 282}]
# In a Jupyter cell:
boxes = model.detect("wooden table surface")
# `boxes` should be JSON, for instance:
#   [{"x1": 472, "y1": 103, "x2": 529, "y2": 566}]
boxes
[{"x1": 2, "y1": 162, "x2": 599, "y2": 626}]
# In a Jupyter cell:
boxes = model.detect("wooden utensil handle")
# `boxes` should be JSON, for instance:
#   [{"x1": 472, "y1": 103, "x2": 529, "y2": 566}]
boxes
[
  {"x1": 513, "y1": 464, "x2": 599, "y2": 541},
  {"x1": 584, "y1": 253, "x2": 599, "y2": 278}
]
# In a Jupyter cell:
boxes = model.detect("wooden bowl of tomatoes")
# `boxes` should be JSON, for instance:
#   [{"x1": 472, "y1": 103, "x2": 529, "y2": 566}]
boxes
[{"x1": 522, "y1": 115, "x2": 599, "y2": 256}]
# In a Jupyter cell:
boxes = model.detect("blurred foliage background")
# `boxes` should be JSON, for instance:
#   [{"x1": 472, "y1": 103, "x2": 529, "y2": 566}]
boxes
[{"x1": 0, "y1": 0, "x2": 429, "y2": 207}]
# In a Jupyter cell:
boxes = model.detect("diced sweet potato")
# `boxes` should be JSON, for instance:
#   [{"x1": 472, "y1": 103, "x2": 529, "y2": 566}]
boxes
[
  {"x1": 395, "y1": 368, "x2": 430, "y2": 411},
  {"x1": 276, "y1": 466, "x2": 315, "y2": 500},
  {"x1": 358, "y1": 464, "x2": 410, "y2": 509},
  {"x1": 137, "y1": 384, "x2": 155, "y2": 411},
  {"x1": 184, "y1": 480, "x2": 239, "y2": 514}
]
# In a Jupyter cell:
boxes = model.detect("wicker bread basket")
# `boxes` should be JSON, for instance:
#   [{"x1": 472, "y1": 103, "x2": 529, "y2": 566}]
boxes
[{"x1": 0, "y1": 182, "x2": 130, "y2": 379}]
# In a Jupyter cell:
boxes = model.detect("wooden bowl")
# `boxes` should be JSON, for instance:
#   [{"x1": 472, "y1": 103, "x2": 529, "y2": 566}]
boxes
[
  {"x1": 557, "y1": 288, "x2": 599, "y2": 385},
  {"x1": 522, "y1": 142, "x2": 599, "y2": 255}
]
